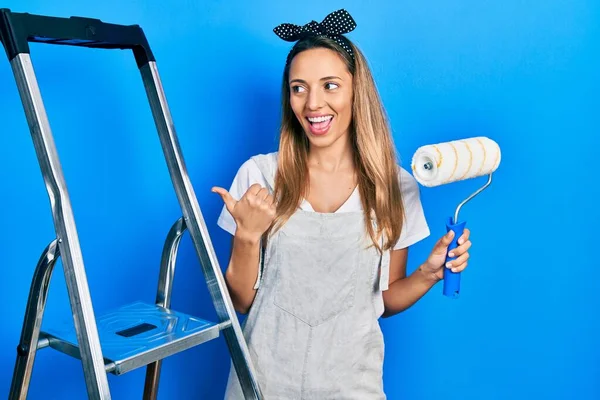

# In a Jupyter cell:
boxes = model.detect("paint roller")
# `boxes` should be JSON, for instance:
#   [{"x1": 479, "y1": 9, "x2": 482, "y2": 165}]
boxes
[{"x1": 411, "y1": 136, "x2": 501, "y2": 298}]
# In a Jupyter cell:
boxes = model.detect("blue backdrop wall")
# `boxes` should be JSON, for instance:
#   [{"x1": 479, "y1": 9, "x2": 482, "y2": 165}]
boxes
[{"x1": 1, "y1": 1, "x2": 598, "y2": 399}]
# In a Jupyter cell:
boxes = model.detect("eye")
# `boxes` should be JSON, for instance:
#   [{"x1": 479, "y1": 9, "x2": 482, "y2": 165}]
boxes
[
  {"x1": 291, "y1": 85, "x2": 306, "y2": 93},
  {"x1": 325, "y1": 82, "x2": 339, "y2": 90}
]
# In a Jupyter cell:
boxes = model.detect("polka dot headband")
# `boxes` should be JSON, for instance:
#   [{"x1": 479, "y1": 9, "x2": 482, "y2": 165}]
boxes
[{"x1": 273, "y1": 9, "x2": 357, "y2": 62}]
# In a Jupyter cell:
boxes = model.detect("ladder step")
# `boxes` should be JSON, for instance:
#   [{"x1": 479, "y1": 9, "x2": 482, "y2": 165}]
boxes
[{"x1": 40, "y1": 302, "x2": 221, "y2": 375}]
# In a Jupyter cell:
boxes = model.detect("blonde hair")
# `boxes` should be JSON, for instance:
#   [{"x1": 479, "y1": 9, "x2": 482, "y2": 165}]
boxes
[{"x1": 270, "y1": 35, "x2": 404, "y2": 252}]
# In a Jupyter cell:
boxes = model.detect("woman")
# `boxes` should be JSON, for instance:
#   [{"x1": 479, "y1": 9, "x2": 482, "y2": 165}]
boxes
[{"x1": 212, "y1": 9, "x2": 471, "y2": 399}]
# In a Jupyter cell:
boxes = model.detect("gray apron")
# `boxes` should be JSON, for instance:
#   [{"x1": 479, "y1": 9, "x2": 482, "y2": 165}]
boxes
[{"x1": 224, "y1": 155, "x2": 390, "y2": 399}]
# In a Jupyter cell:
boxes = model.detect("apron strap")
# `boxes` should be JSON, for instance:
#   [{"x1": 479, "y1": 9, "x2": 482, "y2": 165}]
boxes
[
  {"x1": 378, "y1": 234, "x2": 390, "y2": 292},
  {"x1": 253, "y1": 244, "x2": 266, "y2": 290},
  {"x1": 249, "y1": 154, "x2": 276, "y2": 290},
  {"x1": 371, "y1": 212, "x2": 389, "y2": 292}
]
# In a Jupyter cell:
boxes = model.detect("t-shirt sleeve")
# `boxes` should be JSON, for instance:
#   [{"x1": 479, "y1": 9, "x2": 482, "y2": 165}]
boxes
[
  {"x1": 393, "y1": 167, "x2": 431, "y2": 250},
  {"x1": 216, "y1": 158, "x2": 270, "y2": 236}
]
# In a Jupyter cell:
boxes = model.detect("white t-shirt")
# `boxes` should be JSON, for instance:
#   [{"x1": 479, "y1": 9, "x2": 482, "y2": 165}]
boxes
[{"x1": 217, "y1": 152, "x2": 430, "y2": 250}]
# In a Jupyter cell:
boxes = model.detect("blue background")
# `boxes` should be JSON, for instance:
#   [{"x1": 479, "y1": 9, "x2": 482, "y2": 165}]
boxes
[{"x1": 1, "y1": 0, "x2": 598, "y2": 399}]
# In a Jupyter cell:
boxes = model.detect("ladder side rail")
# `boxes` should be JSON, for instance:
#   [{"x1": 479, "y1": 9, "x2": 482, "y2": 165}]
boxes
[
  {"x1": 139, "y1": 62, "x2": 263, "y2": 400},
  {"x1": 8, "y1": 53, "x2": 111, "y2": 400},
  {"x1": 0, "y1": 9, "x2": 164, "y2": 398}
]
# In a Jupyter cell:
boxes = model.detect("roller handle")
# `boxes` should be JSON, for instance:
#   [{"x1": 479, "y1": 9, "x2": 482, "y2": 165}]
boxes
[
  {"x1": 0, "y1": 8, "x2": 154, "y2": 67},
  {"x1": 443, "y1": 217, "x2": 466, "y2": 298}
]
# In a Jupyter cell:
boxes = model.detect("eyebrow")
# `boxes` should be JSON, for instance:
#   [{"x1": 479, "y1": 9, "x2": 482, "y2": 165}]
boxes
[{"x1": 289, "y1": 76, "x2": 342, "y2": 84}]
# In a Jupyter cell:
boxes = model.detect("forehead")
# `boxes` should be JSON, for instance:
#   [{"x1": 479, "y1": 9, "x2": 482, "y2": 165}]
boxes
[{"x1": 289, "y1": 47, "x2": 350, "y2": 80}]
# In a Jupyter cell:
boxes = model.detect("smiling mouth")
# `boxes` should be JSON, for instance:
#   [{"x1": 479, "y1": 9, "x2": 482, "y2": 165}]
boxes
[{"x1": 306, "y1": 115, "x2": 333, "y2": 135}]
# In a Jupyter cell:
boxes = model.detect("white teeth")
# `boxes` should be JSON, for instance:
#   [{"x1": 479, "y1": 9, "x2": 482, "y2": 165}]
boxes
[{"x1": 307, "y1": 115, "x2": 333, "y2": 123}]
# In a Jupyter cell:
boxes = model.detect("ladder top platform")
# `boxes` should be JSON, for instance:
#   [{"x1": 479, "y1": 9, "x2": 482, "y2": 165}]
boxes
[{"x1": 42, "y1": 302, "x2": 222, "y2": 375}]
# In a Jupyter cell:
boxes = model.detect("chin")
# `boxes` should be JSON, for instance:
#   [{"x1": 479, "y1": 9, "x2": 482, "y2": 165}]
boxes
[
  {"x1": 306, "y1": 137, "x2": 332, "y2": 148},
  {"x1": 305, "y1": 131, "x2": 345, "y2": 149}
]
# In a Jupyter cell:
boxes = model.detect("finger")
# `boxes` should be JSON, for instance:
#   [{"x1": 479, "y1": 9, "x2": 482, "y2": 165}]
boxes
[
  {"x1": 211, "y1": 187, "x2": 237, "y2": 212},
  {"x1": 247, "y1": 183, "x2": 263, "y2": 196},
  {"x1": 446, "y1": 252, "x2": 470, "y2": 271},
  {"x1": 248, "y1": 189, "x2": 270, "y2": 207},
  {"x1": 265, "y1": 194, "x2": 277, "y2": 207},
  {"x1": 429, "y1": 230, "x2": 455, "y2": 256},
  {"x1": 457, "y1": 228, "x2": 470, "y2": 245},
  {"x1": 266, "y1": 203, "x2": 277, "y2": 218},
  {"x1": 448, "y1": 240, "x2": 471, "y2": 258},
  {"x1": 257, "y1": 187, "x2": 270, "y2": 201},
  {"x1": 450, "y1": 260, "x2": 468, "y2": 273},
  {"x1": 437, "y1": 230, "x2": 455, "y2": 250}
]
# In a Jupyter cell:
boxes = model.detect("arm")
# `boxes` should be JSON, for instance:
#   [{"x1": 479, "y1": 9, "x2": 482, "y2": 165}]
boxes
[
  {"x1": 225, "y1": 234, "x2": 261, "y2": 314},
  {"x1": 381, "y1": 167, "x2": 438, "y2": 316},
  {"x1": 213, "y1": 183, "x2": 276, "y2": 314},
  {"x1": 381, "y1": 248, "x2": 439, "y2": 317},
  {"x1": 381, "y1": 229, "x2": 472, "y2": 318}
]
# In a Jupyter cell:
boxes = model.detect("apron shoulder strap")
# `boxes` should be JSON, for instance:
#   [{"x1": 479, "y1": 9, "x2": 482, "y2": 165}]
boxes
[
  {"x1": 372, "y1": 214, "x2": 390, "y2": 292},
  {"x1": 248, "y1": 153, "x2": 278, "y2": 290}
]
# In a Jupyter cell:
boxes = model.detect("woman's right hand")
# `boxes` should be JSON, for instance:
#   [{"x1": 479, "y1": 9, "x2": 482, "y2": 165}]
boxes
[{"x1": 212, "y1": 183, "x2": 276, "y2": 243}]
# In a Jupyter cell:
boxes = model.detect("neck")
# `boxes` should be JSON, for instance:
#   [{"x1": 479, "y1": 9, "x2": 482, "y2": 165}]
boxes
[{"x1": 307, "y1": 133, "x2": 354, "y2": 172}]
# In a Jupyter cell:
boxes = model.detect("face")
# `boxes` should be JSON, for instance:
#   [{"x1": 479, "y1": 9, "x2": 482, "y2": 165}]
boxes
[{"x1": 288, "y1": 47, "x2": 353, "y2": 148}]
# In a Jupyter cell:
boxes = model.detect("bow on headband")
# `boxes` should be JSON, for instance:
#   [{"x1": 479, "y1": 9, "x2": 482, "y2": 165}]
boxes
[{"x1": 273, "y1": 9, "x2": 357, "y2": 60}]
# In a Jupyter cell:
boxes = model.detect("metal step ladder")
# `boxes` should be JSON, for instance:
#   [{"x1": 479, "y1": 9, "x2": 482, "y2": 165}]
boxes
[{"x1": 0, "y1": 8, "x2": 263, "y2": 400}]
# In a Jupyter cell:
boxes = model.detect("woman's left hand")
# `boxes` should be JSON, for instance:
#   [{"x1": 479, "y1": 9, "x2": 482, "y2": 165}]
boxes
[{"x1": 421, "y1": 228, "x2": 472, "y2": 281}]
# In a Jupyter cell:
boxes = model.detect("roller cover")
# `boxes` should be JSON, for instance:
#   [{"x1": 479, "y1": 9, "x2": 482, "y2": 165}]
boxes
[{"x1": 411, "y1": 137, "x2": 501, "y2": 187}]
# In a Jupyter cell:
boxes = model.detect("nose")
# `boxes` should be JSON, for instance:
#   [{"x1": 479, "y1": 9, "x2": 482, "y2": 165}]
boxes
[{"x1": 306, "y1": 88, "x2": 324, "y2": 111}]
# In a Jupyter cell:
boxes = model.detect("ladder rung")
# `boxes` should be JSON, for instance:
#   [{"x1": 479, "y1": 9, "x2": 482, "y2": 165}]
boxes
[{"x1": 40, "y1": 302, "x2": 220, "y2": 375}]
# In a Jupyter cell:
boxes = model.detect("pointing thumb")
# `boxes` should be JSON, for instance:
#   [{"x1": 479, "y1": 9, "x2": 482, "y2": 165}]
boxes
[{"x1": 212, "y1": 187, "x2": 237, "y2": 213}]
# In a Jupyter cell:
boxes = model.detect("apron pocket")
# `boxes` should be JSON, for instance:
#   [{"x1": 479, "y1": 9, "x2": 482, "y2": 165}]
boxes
[{"x1": 273, "y1": 231, "x2": 359, "y2": 327}]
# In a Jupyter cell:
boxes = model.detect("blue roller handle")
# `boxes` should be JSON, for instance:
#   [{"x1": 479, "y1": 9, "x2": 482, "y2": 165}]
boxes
[{"x1": 444, "y1": 217, "x2": 467, "y2": 298}]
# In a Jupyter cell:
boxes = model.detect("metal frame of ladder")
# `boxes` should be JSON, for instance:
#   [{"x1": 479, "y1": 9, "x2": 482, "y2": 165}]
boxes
[{"x1": 0, "y1": 8, "x2": 263, "y2": 400}]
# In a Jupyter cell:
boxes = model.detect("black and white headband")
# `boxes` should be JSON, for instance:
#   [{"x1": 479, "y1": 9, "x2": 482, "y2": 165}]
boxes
[{"x1": 273, "y1": 9, "x2": 357, "y2": 62}]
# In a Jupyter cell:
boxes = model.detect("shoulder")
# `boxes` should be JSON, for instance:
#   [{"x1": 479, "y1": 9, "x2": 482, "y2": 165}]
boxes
[
  {"x1": 396, "y1": 165, "x2": 420, "y2": 197},
  {"x1": 395, "y1": 164, "x2": 424, "y2": 219},
  {"x1": 249, "y1": 152, "x2": 278, "y2": 175},
  {"x1": 247, "y1": 151, "x2": 278, "y2": 187},
  {"x1": 236, "y1": 151, "x2": 278, "y2": 174},
  {"x1": 229, "y1": 152, "x2": 278, "y2": 197},
  {"x1": 392, "y1": 163, "x2": 431, "y2": 249}
]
